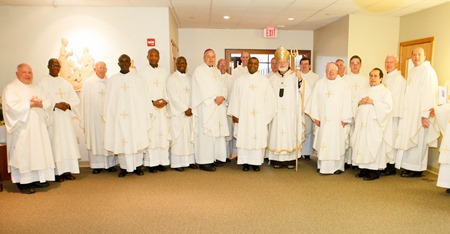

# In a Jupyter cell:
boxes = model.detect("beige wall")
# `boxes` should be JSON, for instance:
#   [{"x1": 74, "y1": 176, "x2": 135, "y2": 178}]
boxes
[
  {"x1": 400, "y1": 2, "x2": 450, "y2": 171},
  {"x1": 313, "y1": 15, "x2": 349, "y2": 75},
  {"x1": 348, "y1": 14, "x2": 400, "y2": 77}
]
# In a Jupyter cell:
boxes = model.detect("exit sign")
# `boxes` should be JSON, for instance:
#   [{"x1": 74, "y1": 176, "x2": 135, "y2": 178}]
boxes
[{"x1": 264, "y1": 27, "x2": 278, "y2": 38}]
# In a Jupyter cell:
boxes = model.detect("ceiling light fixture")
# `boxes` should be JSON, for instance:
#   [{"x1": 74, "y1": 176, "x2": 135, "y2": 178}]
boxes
[
  {"x1": 277, "y1": 25, "x2": 286, "y2": 28},
  {"x1": 288, "y1": 18, "x2": 294, "y2": 21},
  {"x1": 223, "y1": 16, "x2": 230, "y2": 20}
]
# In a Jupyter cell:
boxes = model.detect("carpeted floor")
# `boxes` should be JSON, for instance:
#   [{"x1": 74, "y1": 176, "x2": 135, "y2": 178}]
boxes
[{"x1": 0, "y1": 158, "x2": 449, "y2": 234}]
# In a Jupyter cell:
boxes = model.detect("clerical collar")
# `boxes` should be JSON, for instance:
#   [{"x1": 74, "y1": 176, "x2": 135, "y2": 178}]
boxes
[{"x1": 278, "y1": 68, "x2": 291, "y2": 77}]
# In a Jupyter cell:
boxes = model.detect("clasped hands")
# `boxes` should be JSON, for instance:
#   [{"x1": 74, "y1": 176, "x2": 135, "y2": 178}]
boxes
[
  {"x1": 214, "y1": 96, "x2": 225, "y2": 105},
  {"x1": 358, "y1": 96, "x2": 373, "y2": 106},
  {"x1": 30, "y1": 96, "x2": 43, "y2": 108},
  {"x1": 153, "y1": 99, "x2": 167, "y2": 108},
  {"x1": 54, "y1": 102, "x2": 71, "y2": 111}
]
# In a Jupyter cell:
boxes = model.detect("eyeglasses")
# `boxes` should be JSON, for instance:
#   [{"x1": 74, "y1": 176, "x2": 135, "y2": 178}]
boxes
[{"x1": 351, "y1": 62, "x2": 360, "y2": 65}]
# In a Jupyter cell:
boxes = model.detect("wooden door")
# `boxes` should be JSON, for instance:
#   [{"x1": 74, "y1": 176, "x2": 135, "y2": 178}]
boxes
[{"x1": 399, "y1": 37, "x2": 434, "y2": 79}]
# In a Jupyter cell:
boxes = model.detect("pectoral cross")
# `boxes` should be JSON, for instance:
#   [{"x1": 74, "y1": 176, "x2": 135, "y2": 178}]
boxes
[
  {"x1": 325, "y1": 90, "x2": 333, "y2": 98},
  {"x1": 184, "y1": 86, "x2": 190, "y2": 93},
  {"x1": 120, "y1": 112, "x2": 128, "y2": 118},
  {"x1": 55, "y1": 88, "x2": 66, "y2": 99},
  {"x1": 98, "y1": 89, "x2": 105, "y2": 97},
  {"x1": 122, "y1": 84, "x2": 129, "y2": 92},
  {"x1": 320, "y1": 144, "x2": 327, "y2": 151},
  {"x1": 280, "y1": 129, "x2": 286, "y2": 136},
  {"x1": 250, "y1": 109, "x2": 257, "y2": 117},
  {"x1": 122, "y1": 138, "x2": 128, "y2": 145},
  {"x1": 249, "y1": 83, "x2": 257, "y2": 91},
  {"x1": 154, "y1": 79, "x2": 160, "y2": 87},
  {"x1": 352, "y1": 82, "x2": 360, "y2": 91}
]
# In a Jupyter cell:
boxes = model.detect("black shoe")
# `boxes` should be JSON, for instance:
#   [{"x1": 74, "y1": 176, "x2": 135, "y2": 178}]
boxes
[
  {"x1": 344, "y1": 163, "x2": 351, "y2": 170},
  {"x1": 20, "y1": 188, "x2": 36, "y2": 194},
  {"x1": 188, "y1": 164, "x2": 198, "y2": 169},
  {"x1": 351, "y1": 165, "x2": 358, "y2": 171},
  {"x1": 401, "y1": 171, "x2": 422, "y2": 178},
  {"x1": 252, "y1": 165, "x2": 260, "y2": 171},
  {"x1": 356, "y1": 169, "x2": 368, "y2": 178},
  {"x1": 199, "y1": 164, "x2": 216, "y2": 172},
  {"x1": 214, "y1": 160, "x2": 225, "y2": 167},
  {"x1": 334, "y1": 170, "x2": 343, "y2": 175},
  {"x1": 134, "y1": 167, "x2": 144, "y2": 176},
  {"x1": 400, "y1": 170, "x2": 411, "y2": 176},
  {"x1": 148, "y1": 167, "x2": 158, "y2": 173},
  {"x1": 118, "y1": 169, "x2": 128, "y2": 177},
  {"x1": 158, "y1": 165, "x2": 168, "y2": 171},
  {"x1": 304, "y1": 155, "x2": 311, "y2": 161},
  {"x1": 242, "y1": 164, "x2": 250, "y2": 171},
  {"x1": 107, "y1": 166, "x2": 117, "y2": 172},
  {"x1": 364, "y1": 171, "x2": 380, "y2": 181},
  {"x1": 174, "y1": 167, "x2": 184, "y2": 172},
  {"x1": 92, "y1": 169, "x2": 102, "y2": 174},
  {"x1": 446, "y1": 189, "x2": 450, "y2": 194},
  {"x1": 33, "y1": 182, "x2": 50, "y2": 188},
  {"x1": 62, "y1": 173, "x2": 76, "y2": 180},
  {"x1": 380, "y1": 168, "x2": 396, "y2": 176},
  {"x1": 55, "y1": 175, "x2": 64, "y2": 182}
]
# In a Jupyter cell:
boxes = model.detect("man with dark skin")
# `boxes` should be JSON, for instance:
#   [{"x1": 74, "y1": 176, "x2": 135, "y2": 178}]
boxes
[
  {"x1": 39, "y1": 58, "x2": 81, "y2": 182},
  {"x1": 104, "y1": 54, "x2": 150, "y2": 177}
]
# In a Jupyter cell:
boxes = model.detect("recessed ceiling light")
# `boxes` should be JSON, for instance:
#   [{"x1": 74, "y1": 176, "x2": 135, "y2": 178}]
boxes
[
  {"x1": 288, "y1": 17, "x2": 294, "y2": 21},
  {"x1": 277, "y1": 25, "x2": 286, "y2": 28},
  {"x1": 223, "y1": 16, "x2": 230, "y2": 20}
]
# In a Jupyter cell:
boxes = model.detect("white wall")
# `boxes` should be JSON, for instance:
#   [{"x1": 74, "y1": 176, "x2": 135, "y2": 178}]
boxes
[
  {"x1": 348, "y1": 14, "x2": 400, "y2": 76},
  {"x1": 179, "y1": 29, "x2": 314, "y2": 75},
  {"x1": 0, "y1": 6, "x2": 171, "y2": 90},
  {"x1": 313, "y1": 16, "x2": 349, "y2": 76}
]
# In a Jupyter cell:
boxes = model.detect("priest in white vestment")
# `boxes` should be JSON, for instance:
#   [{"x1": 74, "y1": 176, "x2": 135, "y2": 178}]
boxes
[
  {"x1": 380, "y1": 55, "x2": 406, "y2": 176},
  {"x1": 191, "y1": 49, "x2": 229, "y2": 172},
  {"x1": 232, "y1": 51, "x2": 250, "y2": 79},
  {"x1": 433, "y1": 104, "x2": 450, "y2": 194},
  {"x1": 166, "y1": 57, "x2": 196, "y2": 171},
  {"x1": 342, "y1": 55, "x2": 369, "y2": 167},
  {"x1": 2, "y1": 64, "x2": 55, "y2": 194},
  {"x1": 267, "y1": 47, "x2": 310, "y2": 169},
  {"x1": 305, "y1": 62, "x2": 352, "y2": 174},
  {"x1": 395, "y1": 47, "x2": 439, "y2": 177},
  {"x1": 335, "y1": 59, "x2": 346, "y2": 78},
  {"x1": 228, "y1": 57, "x2": 276, "y2": 171},
  {"x1": 351, "y1": 68, "x2": 393, "y2": 180},
  {"x1": 104, "y1": 54, "x2": 150, "y2": 177},
  {"x1": 299, "y1": 57, "x2": 320, "y2": 160},
  {"x1": 140, "y1": 49, "x2": 171, "y2": 172},
  {"x1": 39, "y1": 58, "x2": 80, "y2": 182},
  {"x1": 218, "y1": 59, "x2": 237, "y2": 160},
  {"x1": 266, "y1": 57, "x2": 278, "y2": 80},
  {"x1": 80, "y1": 62, "x2": 117, "y2": 174}
]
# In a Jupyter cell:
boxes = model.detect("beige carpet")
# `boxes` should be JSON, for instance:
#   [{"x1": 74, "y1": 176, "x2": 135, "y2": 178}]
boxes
[{"x1": 0, "y1": 158, "x2": 449, "y2": 234}]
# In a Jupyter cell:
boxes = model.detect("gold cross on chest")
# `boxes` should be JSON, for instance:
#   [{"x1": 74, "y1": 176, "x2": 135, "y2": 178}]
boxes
[
  {"x1": 218, "y1": 122, "x2": 223, "y2": 129},
  {"x1": 249, "y1": 83, "x2": 257, "y2": 91},
  {"x1": 320, "y1": 144, "x2": 327, "y2": 151},
  {"x1": 250, "y1": 109, "x2": 257, "y2": 116},
  {"x1": 184, "y1": 86, "x2": 190, "y2": 93},
  {"x1": 323, "y1": 116, "x2": 330, "y2": 124},
  {"x1": 122, "y1": 83, "x2": 129, "y2": 92},
  {"x1": 98, "y1": 89, "x2": 105, "y2": 96},
  {"x1": 122, "y1": 138, "x2": 128, "y2": 145},
  {"x1": 55, "y1": 88, "x2": 66, "y2": 99},
  {"x1": 120, "y1": 112, "x2": 128, "y2": 118},
  {"x1": 352, "y1": 82, "x2": 360, "y2": 91},
  {"x1": 360, "y1": 123, "x2": 366, "y2": 129},
  {"x1": 280, "y1": 129, "x2": 286, "y2": 136},
  {"x1": 279, "y1": 106, "x2": 286, "y2": 112},
  {"x1": 325, "y1": 90, "x2": 333, "y2": 98},
  {"x1": 153, "y1": 79, "x2": 160, "y2": 87}
]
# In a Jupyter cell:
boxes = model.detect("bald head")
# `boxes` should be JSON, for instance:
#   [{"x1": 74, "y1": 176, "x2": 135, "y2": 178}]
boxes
[
  {"x1": 217, "y1": 59, "x2": 229, "y2": 74},
  {"x1": 94, "y1": 61, "x2": 107, "y2": 79},
  {"x1": 16, "y1": 63, "x2": 33, "y2": 85},
  {"x1": 411, "y1": 47, "x2": 426, "y2": 67}
]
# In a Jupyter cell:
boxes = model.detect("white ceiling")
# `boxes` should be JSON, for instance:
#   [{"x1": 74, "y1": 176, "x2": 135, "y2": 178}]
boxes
[{"x1": 0, "y1": 0, "x2": 448, "y2": 30}]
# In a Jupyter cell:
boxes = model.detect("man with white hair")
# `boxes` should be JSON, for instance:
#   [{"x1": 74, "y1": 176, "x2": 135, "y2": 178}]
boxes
[
  {"x1": 2, "y1": 64, "x2": 55, "y2": 194},
  {"x1": 191, "y1": 49, "x2": 229, "y2": 171},
  {"x1": 266, "y1": 57, "x2": 278, "y2": 79},
  {"x1": 80, "y1": 61, "x2": 118, "y2": 174},
  {"x1": 232, "y1": 51, "x2": 250, "y2": 79},
  {"x1": 380, "y1": 55, "x2": 406, "y2": 176},
  {"x1": 395, "y1": 47, "x2": 439, "y2": 178},
  {"x1": 267, "y1": 47, "x2": 309, "y2": 169},
  {"x1": 306, "y1": 62, "x2": 352, "y2": 174},
  {"x1": 218, "y1": 58, "x2": 237, "y2": 160},
  {"x1": 335, "y1": 59, "x2": 346, "y2": 78}
]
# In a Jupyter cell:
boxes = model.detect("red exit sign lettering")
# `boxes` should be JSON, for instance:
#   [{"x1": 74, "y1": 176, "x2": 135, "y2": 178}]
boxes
[{"x1": 264, "y1": 27, "x2": 278, "y2": 38}]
